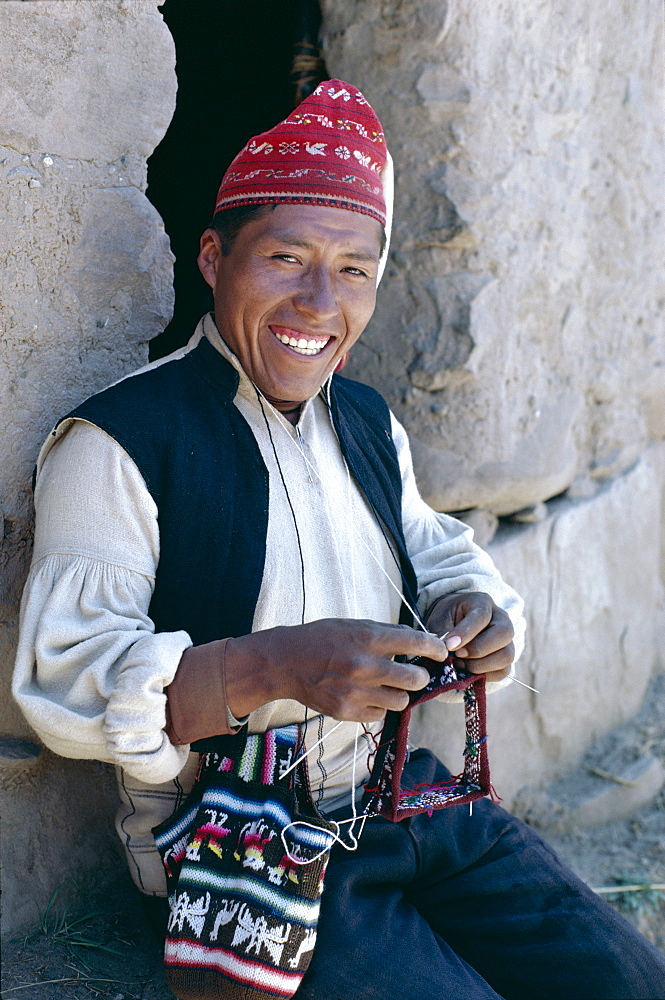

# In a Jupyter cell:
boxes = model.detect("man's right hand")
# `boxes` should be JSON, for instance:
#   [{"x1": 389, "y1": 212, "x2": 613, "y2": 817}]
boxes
[{"x1": 226, "y1": 619, "x2": 449, "y2": 723}]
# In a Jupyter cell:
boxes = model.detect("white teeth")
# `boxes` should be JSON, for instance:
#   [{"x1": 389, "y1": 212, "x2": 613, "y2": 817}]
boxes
[{"x1": 273, "y1": 331, "x2": 330, "y2": 356}]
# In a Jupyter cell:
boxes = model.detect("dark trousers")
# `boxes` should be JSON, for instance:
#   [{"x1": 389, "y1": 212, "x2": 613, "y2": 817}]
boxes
[{"x1": 294, "y1": 748, "x2": 665, "y2": 1000}]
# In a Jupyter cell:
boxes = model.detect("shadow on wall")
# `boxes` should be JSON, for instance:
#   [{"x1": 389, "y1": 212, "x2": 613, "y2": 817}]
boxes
[{"x1": 148, "y1": 0, "x2": 327, "y2": 360}]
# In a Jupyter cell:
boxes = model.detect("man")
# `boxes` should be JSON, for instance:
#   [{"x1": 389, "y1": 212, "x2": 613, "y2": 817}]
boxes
[{"x1": 13, "y1": 81, "x2": 665, "y2": 998}]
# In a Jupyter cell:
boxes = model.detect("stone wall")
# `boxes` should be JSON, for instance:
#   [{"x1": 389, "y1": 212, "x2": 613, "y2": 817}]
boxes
[
  {"x1": 319, "y1": 0, "x2": 664, "y2": 795},
  {"x1": 0, "y1": 0, "x2": 176, "y2": 936}
]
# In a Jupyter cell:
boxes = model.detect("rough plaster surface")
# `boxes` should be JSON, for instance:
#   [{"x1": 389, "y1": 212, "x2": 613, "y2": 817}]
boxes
[
  {"x1": 320, "y1": 0, "x2": 664, "y2": 514},
  {"x1": 411, "y1": 447, "x2": 665, "y2": 808},
  {"x1": 0, "y1": 0, "x2": 173, "y2": 161},
  {"x1": 0, "y1": 0, "x2": 176, "y2": 936},
  {"x1": 0, "y1": 751, "x2": 122, "y2": 936}
]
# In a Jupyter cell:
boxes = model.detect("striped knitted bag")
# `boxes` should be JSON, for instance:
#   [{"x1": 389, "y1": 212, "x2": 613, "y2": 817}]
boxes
[{"x1": 152, "y1": 726, "x2": 337, "y2": 1000}]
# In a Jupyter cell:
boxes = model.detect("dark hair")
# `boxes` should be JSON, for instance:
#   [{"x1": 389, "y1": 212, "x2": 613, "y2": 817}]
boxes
[
  {"x1": 210, "y1": 204, "x2": 276, "y2": 255},
  {"x1": 210, "y1": 203, "x2": 387, "y2": 257}
]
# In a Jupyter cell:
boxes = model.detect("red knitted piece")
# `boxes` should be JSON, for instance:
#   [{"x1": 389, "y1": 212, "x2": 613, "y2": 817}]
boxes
[
  {"x1": 364, "y1": 658, "x2": 491, "y2": 821},
  {"x1": 214, "y1": 79, "x2": 387, "y2": 225}
]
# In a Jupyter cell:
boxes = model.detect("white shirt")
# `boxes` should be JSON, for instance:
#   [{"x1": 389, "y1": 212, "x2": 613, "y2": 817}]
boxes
[{"x1": 13, "y1": 314, "x2": 525, "y2": 893}]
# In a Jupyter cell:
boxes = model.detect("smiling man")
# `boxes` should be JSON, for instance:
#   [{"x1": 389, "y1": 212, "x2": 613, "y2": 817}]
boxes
[
  {"x1": 13, "y1": 81, "x2": 665, "y2": 999},
  {"x1": 198, "y1": 203, "x2": 381, "y2": 413}
]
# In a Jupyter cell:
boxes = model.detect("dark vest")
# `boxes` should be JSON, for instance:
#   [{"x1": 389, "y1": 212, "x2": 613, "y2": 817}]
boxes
[{"x1": 65, "y1": 336, "x2": 419, "y2": 645}]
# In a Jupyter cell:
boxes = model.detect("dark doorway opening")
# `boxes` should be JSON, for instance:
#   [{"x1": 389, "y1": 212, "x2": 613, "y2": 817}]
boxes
[{"x1": 148, "y1": 0, "x2": 326, "y2": 360}]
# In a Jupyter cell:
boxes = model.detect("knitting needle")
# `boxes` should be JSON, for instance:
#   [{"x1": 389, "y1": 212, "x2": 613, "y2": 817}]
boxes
[
  {"x1": 440, "y1": 631, "x2": 539, "y2": 694},
  {"x1": 509, "y1": 676, "x2": 540, "y2": 694}
]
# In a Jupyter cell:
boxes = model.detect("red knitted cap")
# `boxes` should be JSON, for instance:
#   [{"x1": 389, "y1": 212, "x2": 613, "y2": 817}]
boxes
[{"x1": 214, "y1": 80, "x2": 388, "y2": 226}]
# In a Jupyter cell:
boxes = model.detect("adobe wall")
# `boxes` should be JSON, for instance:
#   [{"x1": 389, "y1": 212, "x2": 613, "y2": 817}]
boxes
[{"x1": 319, "y1": 0, "x2": 664, "y2": 800}]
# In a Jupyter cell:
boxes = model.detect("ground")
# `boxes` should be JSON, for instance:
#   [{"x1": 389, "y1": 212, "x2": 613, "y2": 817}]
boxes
[
  {"x1": 543, "y1": 670, "x2": 665, "y2": 954},
  {"x1": 2, "y1": 673, "x2": 663, "y2": 999}
]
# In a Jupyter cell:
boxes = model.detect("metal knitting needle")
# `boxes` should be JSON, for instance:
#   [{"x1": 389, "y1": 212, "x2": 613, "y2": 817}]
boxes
[
  {"x1": 441, "y1": 632, "x2": 539, "y2": 694},
  {"x1": 509, "y1": 676, "x2": 540, "y2": 694}
]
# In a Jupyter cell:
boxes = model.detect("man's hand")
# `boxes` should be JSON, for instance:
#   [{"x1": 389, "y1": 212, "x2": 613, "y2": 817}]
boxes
[
  {"x1": 226, "y1": 619, "x2": 449, "y2": 723},
  {"x1": 425, "y1": 593, "x2": 515, "y2": 684}
]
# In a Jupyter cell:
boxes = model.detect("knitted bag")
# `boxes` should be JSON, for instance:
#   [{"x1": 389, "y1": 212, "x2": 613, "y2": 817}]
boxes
[
  {"x1": 363, "y1": 655, "x2": 490, "y2": 820},
  {"x1": 152, "y1": 726, "x2": 337, "y2": 1000}
]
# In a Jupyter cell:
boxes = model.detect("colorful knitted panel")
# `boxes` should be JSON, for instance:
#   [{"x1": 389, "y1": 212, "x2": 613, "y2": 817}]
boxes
[
  {"x1": 364, "y1": 657, "x2": 491, "y2": 821},
  {"x1": 214, "y1": 79, "x2": 387, "y2": 225},
  {"x1": 153, "y1": 727, "x2": 337, "y2": 1000}
]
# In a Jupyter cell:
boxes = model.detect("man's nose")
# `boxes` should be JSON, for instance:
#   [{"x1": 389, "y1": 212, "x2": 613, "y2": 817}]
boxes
[{"x1": 293, "y1": 266, "x2": 338, "y2": 321}]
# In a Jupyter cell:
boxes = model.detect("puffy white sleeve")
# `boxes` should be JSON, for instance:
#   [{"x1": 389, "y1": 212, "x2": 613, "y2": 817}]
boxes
[
  {"x1": 391, "y1": 413, "x2": 526, "y2": 693},
  {"x1": 12, "y1": 420, "x2": 192, "y2": 784}
]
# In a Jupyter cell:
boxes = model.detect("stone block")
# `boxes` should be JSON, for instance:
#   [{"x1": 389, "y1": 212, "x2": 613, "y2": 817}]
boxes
[
  {"x1": 71, "y1": 186, "x2": 174, "y2": 344},
  {"x1": 0, "y1": 1, "x2": 176, "y2": 161},
  {"x1": 508, "y1": 756, "x2": 665, "y2": 835},
  {"x1": 411, "y1": 450, "x2": 664, "y2": 806},
  {"x1": 409, "y1": 391, "x2": 581, "y2": 514},
  {"x1": 321, "y1": 0, "x2": 664, "y2": 514},
  {"x1": 561, "y1": 757, "x2": 665, "y2": 830}
]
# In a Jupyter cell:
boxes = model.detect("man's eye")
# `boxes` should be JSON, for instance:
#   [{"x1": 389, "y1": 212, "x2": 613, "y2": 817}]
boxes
[
  {"x1": 343, "y1": 266, "x2": 369, "y2": 278},
  {"x1": 272, "y1": 253, "x2": 299, "y2": 263}
]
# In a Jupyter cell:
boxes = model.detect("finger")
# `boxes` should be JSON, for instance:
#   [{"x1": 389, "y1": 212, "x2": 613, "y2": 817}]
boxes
[
  {"x1": 326, "y1": 703, "x2": 388, "y2": 724},
  {"x1": 443, "y1": 604, "x2": 493, "y2": 652},
  {"x1": 374, "y1": 623, "x2": 449, "y2": 663},
  {"x1": 374, "y1": 684, "x2": 412, "y2": 712},
  {"x1": 454, "y1": 618, "x2": 514, "y2": 660},
  {"x1": 355, "y1": 654, "x2": 430, "y2": 692},
  {"x1": 327, "y1": 684, "x2": 409, "y2": 721},
  {"x1": 457, "y1": 642, "x2": 515, "y2": 676},
  {"x1": 463, "y1": 665, "x2": 511, "y2": 685},
  {"x1": 379, "y1": 658, "x2": 431, "y2": 692}
]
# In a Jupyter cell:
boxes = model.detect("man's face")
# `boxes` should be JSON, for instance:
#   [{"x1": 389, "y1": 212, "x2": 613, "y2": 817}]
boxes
[{"x1": 198, "y1": 204, "x2": 382, "y2": 408}]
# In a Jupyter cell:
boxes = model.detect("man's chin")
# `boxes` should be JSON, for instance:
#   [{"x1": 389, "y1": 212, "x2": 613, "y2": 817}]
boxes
[{"x1": 256, "y1": 369, "x2": 334, "y2": 409}]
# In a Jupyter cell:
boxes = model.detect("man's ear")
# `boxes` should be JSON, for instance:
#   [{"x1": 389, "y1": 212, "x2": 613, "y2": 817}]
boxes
[{"x1": 198, "y1": 229, "x2": 221, "y2": 290}]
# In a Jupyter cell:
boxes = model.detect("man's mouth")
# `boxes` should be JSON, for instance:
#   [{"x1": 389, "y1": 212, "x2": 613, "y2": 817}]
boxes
[{"x1": 270, "y1": 325, "x2": 331, "y2": 357}]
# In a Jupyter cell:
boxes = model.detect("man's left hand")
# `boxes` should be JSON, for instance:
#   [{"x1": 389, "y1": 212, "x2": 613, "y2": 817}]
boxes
[{"x1": 425, "y1": 592, "x2": 515, "y2": 684}]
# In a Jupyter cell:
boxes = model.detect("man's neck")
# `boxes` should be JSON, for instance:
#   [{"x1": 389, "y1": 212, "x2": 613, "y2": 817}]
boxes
[
  {"x1": 208, "y1": 320, "x2": 305, "y2": 425},
  {"x1": 271, "y1": 401, "x2": 302, "y2": 426}
]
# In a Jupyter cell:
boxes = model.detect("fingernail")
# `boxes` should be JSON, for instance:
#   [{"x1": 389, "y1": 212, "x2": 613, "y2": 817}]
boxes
[{"x1": 446, "y1": 635, "x2": 462, "y2": 650}]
